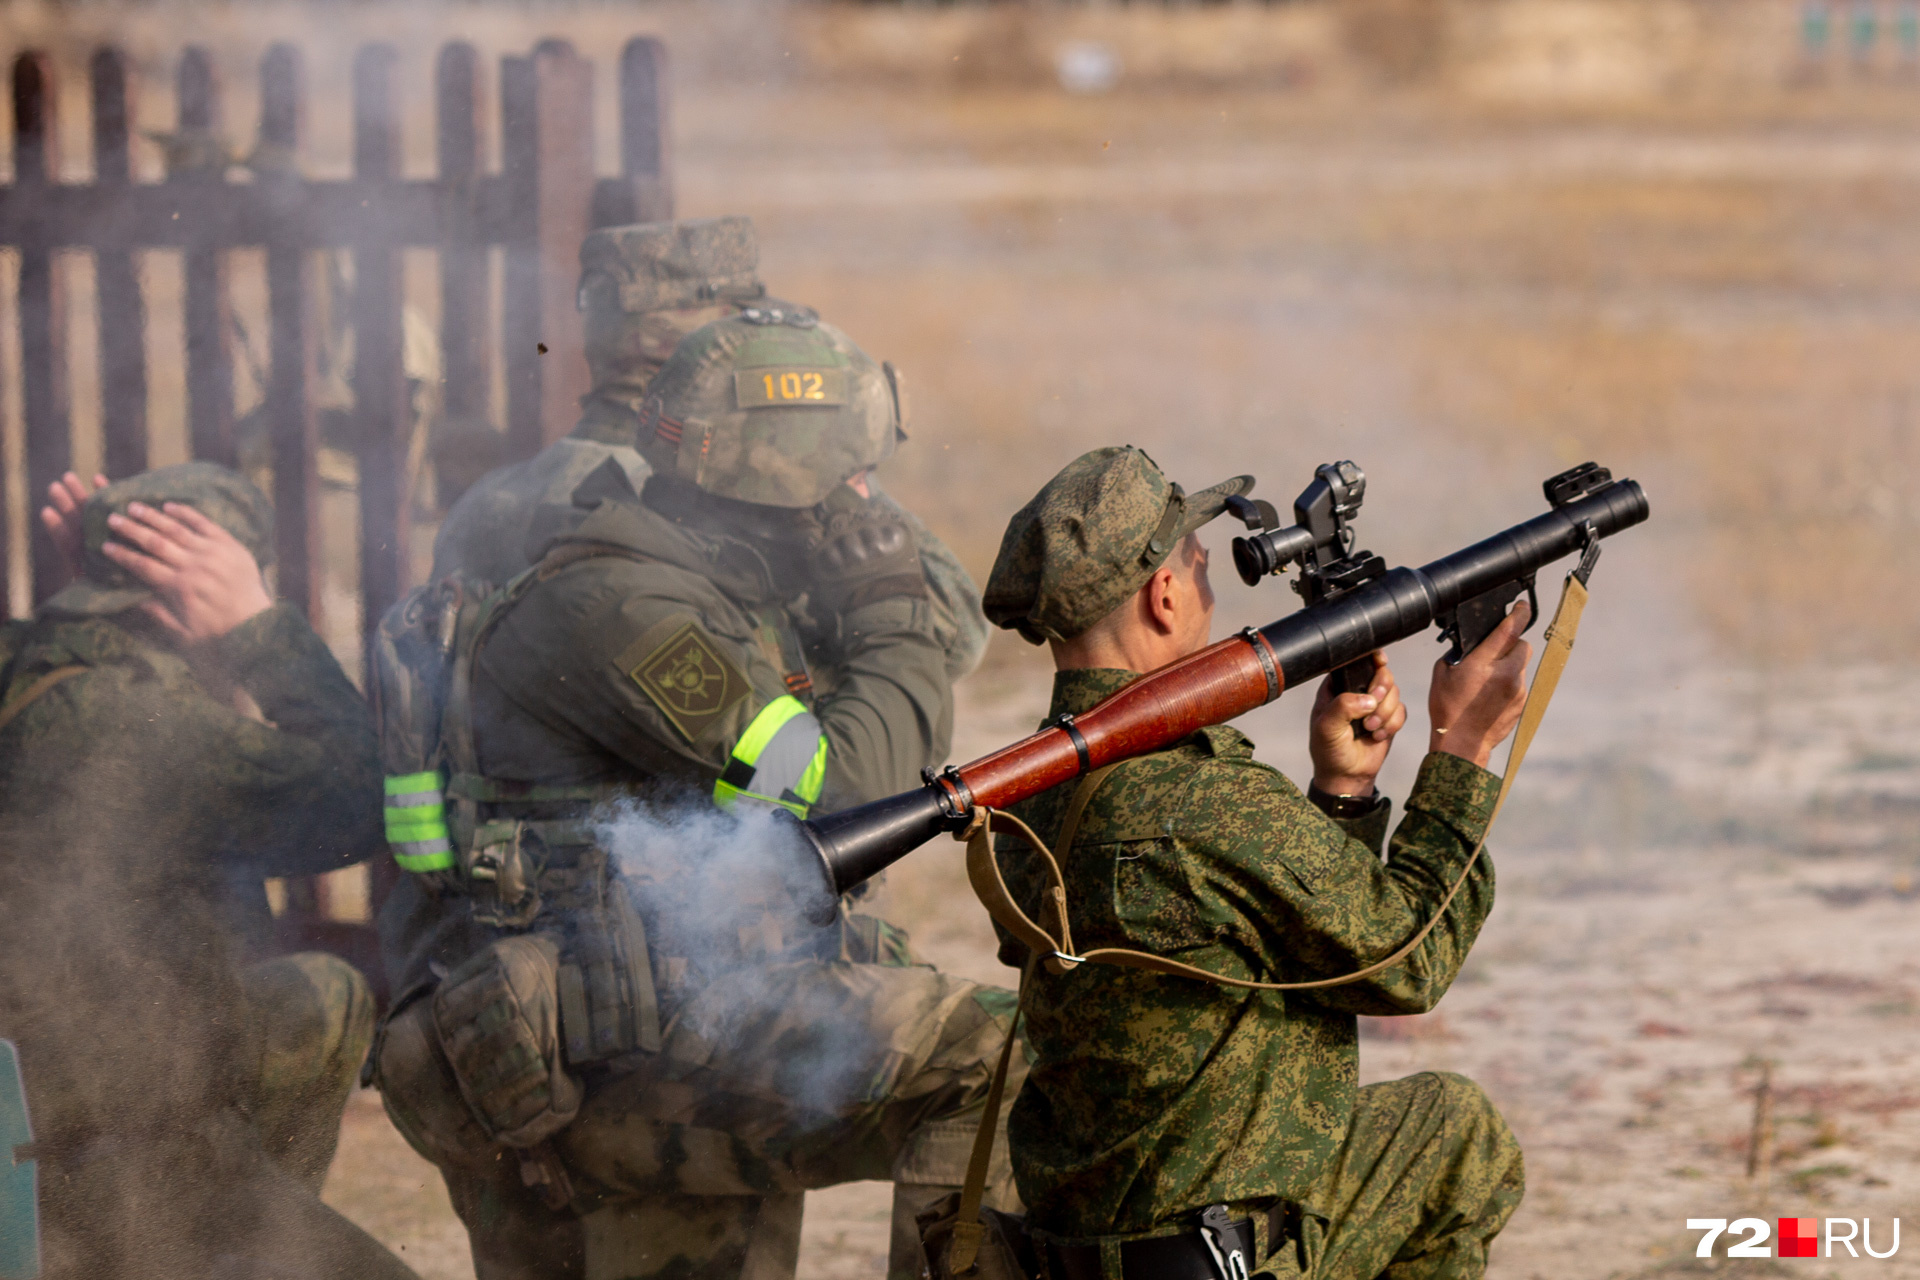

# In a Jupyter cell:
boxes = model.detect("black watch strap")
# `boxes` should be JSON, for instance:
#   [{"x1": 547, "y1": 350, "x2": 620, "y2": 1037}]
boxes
[{"x1": 1308, "y1": 782, "x2": 1385, "y2": 820}]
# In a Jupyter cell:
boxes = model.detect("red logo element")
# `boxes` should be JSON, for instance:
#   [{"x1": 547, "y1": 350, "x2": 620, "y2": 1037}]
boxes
[{"x1": 1779, "y1": 1218, "x2": 1819, "y2": 1258}]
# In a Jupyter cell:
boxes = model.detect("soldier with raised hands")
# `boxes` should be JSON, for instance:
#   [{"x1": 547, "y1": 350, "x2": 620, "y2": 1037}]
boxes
[
  {"x1": 4, "y1": 464, "x2": 415, "y2": 1280},
  {"x1": 374, "y1": 308, "x2": 1019, "y2": 1280}
]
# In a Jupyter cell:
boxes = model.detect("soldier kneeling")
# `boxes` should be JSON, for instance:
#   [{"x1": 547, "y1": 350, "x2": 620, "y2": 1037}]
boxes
[{"x1": 974, "y1": 447, "x2": 1529, "y2": 1280}]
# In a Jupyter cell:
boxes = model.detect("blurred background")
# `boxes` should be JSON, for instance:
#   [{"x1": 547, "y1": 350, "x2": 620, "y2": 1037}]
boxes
[{"x1": 5, "y1": 0, "x2": 1920, "y2": 1275}]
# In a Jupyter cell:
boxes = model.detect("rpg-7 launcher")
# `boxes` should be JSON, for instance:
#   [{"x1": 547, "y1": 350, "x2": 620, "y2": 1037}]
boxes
[{"x1": 781, "y1": 461, "x2": 1649, "y2": 921}]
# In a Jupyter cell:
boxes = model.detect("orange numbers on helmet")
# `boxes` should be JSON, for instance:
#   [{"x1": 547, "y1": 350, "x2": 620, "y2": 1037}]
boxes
[{"x1": 761, "y1": 372, "x2": 827, "y2": 401}]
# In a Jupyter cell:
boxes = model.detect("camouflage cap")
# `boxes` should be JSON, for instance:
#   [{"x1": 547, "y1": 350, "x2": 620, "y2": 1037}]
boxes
[
  {"x1": 578, "y1": 217, "x2": 760, "y2": 315},
  {"x1": 983, "y1": 446, "x2": 1253, "y2": 645},
  {"x1": 637, "y1": 310, "x2": 905, "y2": 508},
  {"x1": 41, "y1": 462, "x2": 275, "y2": 617},
  {"x1": 580, "y1": 217, "x2": 764, "y2": 401}
]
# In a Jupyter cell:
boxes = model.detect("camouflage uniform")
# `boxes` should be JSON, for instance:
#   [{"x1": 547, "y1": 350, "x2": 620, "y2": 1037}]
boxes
[
  {"x1": 431, "y1": 217, "x2": 988, "y2": 681},
  {"x1": 377, "y1": 315, "x2": 1020, "y2": 1280},
  {"x1": 0, "y1": 464, "x2": 414, "y2": 1279},
  {"x1": 979, "y1": 448, "x2": 1524, "y2": 1279}
]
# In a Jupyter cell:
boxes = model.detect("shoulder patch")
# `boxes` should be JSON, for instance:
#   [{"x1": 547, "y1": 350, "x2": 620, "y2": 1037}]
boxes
[{"x1": 618, "y1": 619, "x2": 752, "y2": 742}]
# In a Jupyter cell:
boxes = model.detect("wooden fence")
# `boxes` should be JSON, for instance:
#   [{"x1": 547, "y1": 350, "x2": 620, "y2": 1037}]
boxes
[
  {"x1": 0, "y1": 36, "x2": 675, "y2": 990},
  {"x1": 0, "y1": 34, "x2": 673, "y2": 633}
]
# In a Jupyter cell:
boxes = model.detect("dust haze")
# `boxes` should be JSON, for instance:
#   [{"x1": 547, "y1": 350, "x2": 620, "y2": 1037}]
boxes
[{"x1": 6, "y1": 1, "x2": 1920, "y2": 1277}]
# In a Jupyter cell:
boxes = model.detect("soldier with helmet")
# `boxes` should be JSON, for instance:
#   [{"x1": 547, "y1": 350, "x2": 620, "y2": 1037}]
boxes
[
  {"x1": 431, "y1": 216, "x2": 989, "y2": 684},
  {"x1": 373, "y1": 307, "x2": 1021, "y2": 1280}
]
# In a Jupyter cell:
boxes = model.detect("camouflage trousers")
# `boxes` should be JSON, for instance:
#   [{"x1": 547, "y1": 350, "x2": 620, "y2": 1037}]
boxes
[
  {"x1": 1255, "y1": 1072, "x2": 1524, "y2": 1280},
  {"x1": 38, "y1": 952, "x2": 412, "y2": 1280},
  {"x1": 238, "y1": 950, "x2": 379, "y2": 1189},
  {"x1": 429, "y1": 960, "x2": 1025, "y2": 1280}
]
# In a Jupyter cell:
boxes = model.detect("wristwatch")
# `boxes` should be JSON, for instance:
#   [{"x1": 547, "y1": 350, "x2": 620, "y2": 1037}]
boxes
[{"x1": 1307, "y1": 782, "x2": 1385, "y2": 820}]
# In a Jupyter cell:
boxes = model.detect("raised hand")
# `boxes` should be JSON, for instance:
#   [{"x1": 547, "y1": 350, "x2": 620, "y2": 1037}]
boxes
[
  {"x1": 38, "y1": 471, "x2": 109, "y2": 576},
  {"x1": 1429, "y1": 600, "x2": 1531, "y2": 769},
  {"x1": 101, "y1": 501, "x2": 272, "y2": 644}
]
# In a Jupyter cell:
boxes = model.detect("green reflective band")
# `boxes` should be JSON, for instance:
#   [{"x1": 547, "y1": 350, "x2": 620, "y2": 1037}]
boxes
[
  {"x1": 385, "y1": 813, "x2": 448, "y2": 839},
  {"x1": 713, "y1": 695, "x2": 828, "y2": 818},
  {"x1": 384, "y1": 772, "x2": 453, "y2": 872},
  {"x1": 392, "y1": 842, "x2": 456, "y2": 873}
]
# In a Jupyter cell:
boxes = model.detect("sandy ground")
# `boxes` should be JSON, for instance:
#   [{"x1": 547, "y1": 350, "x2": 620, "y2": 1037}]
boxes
[
  {"x1": 286, "y1": 54, "x2": 1920, "y2": 1280},
  {"x1": 324, "y1": 651, "x2": 1920, "y2": 1279}
]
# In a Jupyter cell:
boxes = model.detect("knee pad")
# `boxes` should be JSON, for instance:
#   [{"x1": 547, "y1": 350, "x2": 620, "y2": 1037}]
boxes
[{"x1": 373, "y1": 991, "x2": 495, "y2": 1168}]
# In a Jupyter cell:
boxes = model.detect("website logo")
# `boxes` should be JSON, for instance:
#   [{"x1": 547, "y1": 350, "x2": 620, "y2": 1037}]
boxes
[{"x1": 1686, "y1": 1218, "x2": 1901, "y2": 1259}]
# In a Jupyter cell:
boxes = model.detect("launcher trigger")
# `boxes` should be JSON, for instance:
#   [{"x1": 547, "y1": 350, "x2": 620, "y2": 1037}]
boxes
[
  {"x1": 1437, "y1": 576, "x2": 1537, "y2": 666},
  {"x1": 1225, "y1": 495, "x2": 1280, "y2": 533}
]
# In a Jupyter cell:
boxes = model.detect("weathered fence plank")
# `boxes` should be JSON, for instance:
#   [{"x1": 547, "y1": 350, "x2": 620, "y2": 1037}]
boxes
[
  {"x1": 437, "y1": 42, "x2": 489, "y2": 429},
  {"x1": 177, "y1": 48, "x2": 235, "y2": 470},
  {"x1": 92, "y1": 48, "x2": 148, "y2": 482},
  {"x1": 349, "y1": 44, "x2": 410, "y2": 652},
  {"x1": 261, "y1": 43, "x2": 323, "y2": 625},
  {"x1": 0, "y1": 34, "x2": 674, "y2": 992},
  {"x1": 592, "y1": 38, "x2": 673, "y2": 229},
  {"x1": 14, "y1": 53, "x2": 69, "y2": 604},
  {"x1": 500, "y1": 52, "x2": 540, "y2": 462},
  {"x1": 501, "y1": 41, "x2": 595, "y2": 460},
  {"x1": 532, "y1": 42, "x2": 595, "y2": 452},
  {"x1": 623, "y1": 38, "x2": 674, "y2": 224}
]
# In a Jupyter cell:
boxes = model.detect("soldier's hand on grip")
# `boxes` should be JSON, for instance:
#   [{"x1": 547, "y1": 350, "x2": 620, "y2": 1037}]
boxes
[
  {"x1": 808, "y1": 486, "x2": 929, "y2": 618},
  {"x1": 1308, "y1": 651, "x2": 1405, "y2": 798},
  {"x1": 1429, "y1": 599, "x2": 1531, "y2": 769}
]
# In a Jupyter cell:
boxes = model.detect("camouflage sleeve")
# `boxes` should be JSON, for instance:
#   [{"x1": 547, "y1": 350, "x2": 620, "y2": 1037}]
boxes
[
  {"x1": 1330, "y1": 794, "x2": 1393, "y2": 858},
  {"x1": 868, "y1": 484, "x2": 990, "y2": 683},
  {"x1": 1178, "y1": 751, "x2": 1500, "y2": 1016},
  {"x1": 194, "y1": 604, "x2": 386, "y2": 876}
]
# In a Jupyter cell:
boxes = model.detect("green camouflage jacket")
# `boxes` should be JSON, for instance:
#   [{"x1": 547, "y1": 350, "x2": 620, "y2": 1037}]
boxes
[
  {"x1": 381, "y1": 478, "x2": 954, "y2": 995},
  {"x1": 992, "y1": 668, "x2": 1501, "y2": 1239},
  {"x1": 0, "y1": 605, "x2": 384, "y2": 1137}
]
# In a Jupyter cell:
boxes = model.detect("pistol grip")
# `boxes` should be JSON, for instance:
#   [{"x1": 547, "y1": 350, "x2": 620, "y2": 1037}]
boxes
[{"x1": 1334, "y1": 657, "x2": 1376, "y2": 737}]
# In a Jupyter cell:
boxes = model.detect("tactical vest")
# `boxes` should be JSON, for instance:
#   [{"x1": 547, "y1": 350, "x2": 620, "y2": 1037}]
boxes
[{"x1": 369, "y1": 543, "x2": 829, "y2": 1065}]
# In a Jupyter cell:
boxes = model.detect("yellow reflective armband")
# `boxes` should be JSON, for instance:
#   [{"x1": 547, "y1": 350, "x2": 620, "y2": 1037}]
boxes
[{"x1": 712, "y1": 695, "x2": 827, "y2": 818}]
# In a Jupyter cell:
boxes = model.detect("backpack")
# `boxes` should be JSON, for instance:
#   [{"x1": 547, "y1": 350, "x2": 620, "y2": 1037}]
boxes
[{"x1": 368, "y1": 564, "x2": 613, "y2": 925}]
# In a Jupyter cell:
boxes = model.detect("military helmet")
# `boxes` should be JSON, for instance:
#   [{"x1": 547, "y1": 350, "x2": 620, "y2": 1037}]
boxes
[
  {"x1": 42, "y1": 461, "x2": 275, "y2": 617},
  {"x1": 637, "y1": 309, "x2": 906, "y2": 509}
]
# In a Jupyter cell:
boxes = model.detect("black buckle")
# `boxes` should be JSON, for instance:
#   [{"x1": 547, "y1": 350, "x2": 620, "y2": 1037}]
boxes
[
  {"x1": 922, "y1": 764, "x2": 976, "y2": 829},
  {"x1": 1198, "y1": 1206, "x2": 1252, "y2": 1280},
  {"x1": 1051, "y1": 712, "x2": 1092, "y2": 775}
]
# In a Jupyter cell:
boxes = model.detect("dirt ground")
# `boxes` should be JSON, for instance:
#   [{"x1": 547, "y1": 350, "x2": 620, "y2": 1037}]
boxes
[{"x1": 274, "y1": 58, "x2": 1920, "y2": 1280}]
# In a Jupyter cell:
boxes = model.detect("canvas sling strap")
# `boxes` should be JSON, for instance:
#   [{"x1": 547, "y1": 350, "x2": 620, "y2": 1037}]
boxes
[
  {"x1": 0, "y1": 665, "x2": 87, "y2": 737},
  {"x1": 944, "y1": 566, "x2": 1594, "y2": 1274}
]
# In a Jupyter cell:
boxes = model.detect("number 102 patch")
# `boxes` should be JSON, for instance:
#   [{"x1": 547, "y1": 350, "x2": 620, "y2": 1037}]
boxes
[{"x1": 735, "y1": 368, "x2": 848, "y2": 408}]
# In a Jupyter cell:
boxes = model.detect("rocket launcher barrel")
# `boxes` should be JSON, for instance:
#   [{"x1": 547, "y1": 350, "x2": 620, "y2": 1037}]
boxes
[{"x1": 783, "y1": 466, "x2": 1649, "y2": 920}]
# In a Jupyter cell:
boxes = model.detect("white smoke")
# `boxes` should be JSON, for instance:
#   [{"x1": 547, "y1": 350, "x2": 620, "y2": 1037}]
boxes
[{"x1": 595, "y1": 797, "x2": 901, "y2": 1120}]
